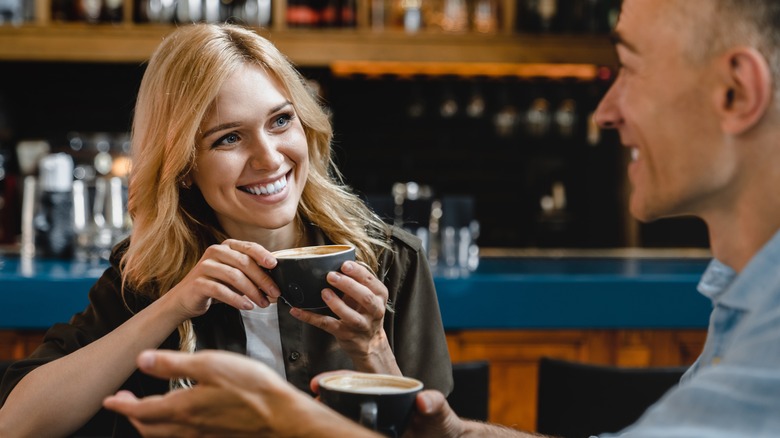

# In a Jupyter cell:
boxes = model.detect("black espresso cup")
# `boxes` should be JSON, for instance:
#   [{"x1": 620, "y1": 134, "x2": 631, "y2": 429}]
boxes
[
  {"x1": 318, "y1": 372, "x2": 423, "y2": 437},
  {"x1": 267, "y1": 244, "x2": 356, "y2": 310}
]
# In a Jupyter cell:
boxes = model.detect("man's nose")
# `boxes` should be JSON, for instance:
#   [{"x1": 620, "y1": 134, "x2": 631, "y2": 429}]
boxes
[{"x1": 593, "y1": 83, "x2": 622, "y2": 129}]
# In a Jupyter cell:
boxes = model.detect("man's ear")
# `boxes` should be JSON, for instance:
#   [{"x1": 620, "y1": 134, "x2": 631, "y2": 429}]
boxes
[{"x1": 715, "y1": 47, "x2": 773, "y2": 134}]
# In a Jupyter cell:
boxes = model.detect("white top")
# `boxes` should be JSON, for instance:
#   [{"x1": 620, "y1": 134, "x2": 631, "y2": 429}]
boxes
[{"x1": 240, "y1": 303, "x2": 287, "y2": 378}]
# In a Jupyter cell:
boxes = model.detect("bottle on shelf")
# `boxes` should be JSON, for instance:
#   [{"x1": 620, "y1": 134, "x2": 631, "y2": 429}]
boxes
[
  {"x1": 401, "y1": 0, "x2": 422, "y2": 33},
  {"x1": 518, "y1": 0, "x2": 558, "y2": 33},
  {"x1": 286, "y1": 0, "x2": 320, "y2": 27},
  {"x1": 340, "y1": 0, "x2": 356, "y2": 27},
  {"x1": 102, "y1": 0, "x2": 123, "y2": 22},
  {"x1": 516, "y1": 0, "x2": 619, "y2": 34},
  {"x1": 34, "y1": 153, "x2": 75, "y2": 259},
  {"x1": 370, "y1": 0, "x2": 385, "y2": 30},
  {"x1": 0, "y1": 149, "x2": 17, "y2": 245},
  {"x1": 472, "y1": 0, "x2": 498, "y2": 33},
  {"x1": 440, "y1": 0, "x2": 468, "y2": 33}
]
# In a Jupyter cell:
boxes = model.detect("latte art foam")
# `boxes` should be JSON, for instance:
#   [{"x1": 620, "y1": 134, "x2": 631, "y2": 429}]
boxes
[
  {"x1": 326, "y1": 384, "x2": 411, "y2": 394},
  {"x1": 321, "y1": 374, "x2": 422, "y2": 395},
  {"x1": 273, "y1": 244, "x2": 353, "y2": 259}
]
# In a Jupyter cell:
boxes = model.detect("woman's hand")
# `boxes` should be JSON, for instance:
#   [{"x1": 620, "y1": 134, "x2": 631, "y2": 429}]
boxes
[
  {"x1": 289, "y1": 260, "x2": 400, "y2": 374},
  {"x1": 164, "y1": 239, "x2": 281, "y2": 321}
]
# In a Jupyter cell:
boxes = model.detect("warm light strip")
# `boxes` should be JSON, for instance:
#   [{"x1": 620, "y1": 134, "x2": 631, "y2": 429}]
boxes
[{"x1": 329, "y1": 61, "x2": 601, "y2": 80}]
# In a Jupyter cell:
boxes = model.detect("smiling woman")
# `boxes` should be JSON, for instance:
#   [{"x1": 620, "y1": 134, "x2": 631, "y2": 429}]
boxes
[
  {"x1": 190, "y1": 65, "x2": 309, "y2": 236},
  {"x1": 0, "y1": 23, "x2": 452, "y2": 437}
]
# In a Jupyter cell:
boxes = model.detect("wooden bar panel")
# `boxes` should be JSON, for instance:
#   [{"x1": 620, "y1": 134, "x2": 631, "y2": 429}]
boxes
[
  {"x1": 0, "y1": 331, "x2": 45, "y2": 360},
  {"x1": 0, "y1": 328, "x2": 705, "y2": 432},
  {"x1": 447, "y1": 329, "x2": 706, "y2": 432}
]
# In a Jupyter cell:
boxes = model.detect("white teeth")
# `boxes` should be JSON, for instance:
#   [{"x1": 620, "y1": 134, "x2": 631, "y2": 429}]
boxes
[
  {"x1": 244, "y1": 174, "x2": 287, "y2": 196},
  {"x1": 631, "y1": 148, "x2": 639, "y2": 161}
]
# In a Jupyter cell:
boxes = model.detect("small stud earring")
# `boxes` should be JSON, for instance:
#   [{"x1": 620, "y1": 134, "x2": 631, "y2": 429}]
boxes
[{"x1": 180, "y1": 180, "x2": 190, "y2": 189}]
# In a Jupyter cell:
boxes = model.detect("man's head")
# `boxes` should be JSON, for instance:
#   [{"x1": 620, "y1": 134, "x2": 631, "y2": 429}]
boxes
[
  {"x1": 594, "y1": 0, "x2": 779, "y2": 226},
  {"x1": 678, "y1": 1, "x2": 780, "y2": 93}
]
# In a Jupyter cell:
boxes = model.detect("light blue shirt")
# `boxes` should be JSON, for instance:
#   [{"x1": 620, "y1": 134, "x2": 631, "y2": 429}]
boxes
[{"x1": 601, "y1": 229, "x2": 780, "y2": 437}]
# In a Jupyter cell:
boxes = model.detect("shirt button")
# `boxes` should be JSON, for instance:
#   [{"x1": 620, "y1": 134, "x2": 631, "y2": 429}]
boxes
[{"x1": 289, "y1": 351, "x2": 301, "y2": 361}]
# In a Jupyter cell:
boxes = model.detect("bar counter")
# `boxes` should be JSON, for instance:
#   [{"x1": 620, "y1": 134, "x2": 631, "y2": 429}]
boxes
[{"x1": 0, "y1": 250, "x2": 713, "y2": 331}]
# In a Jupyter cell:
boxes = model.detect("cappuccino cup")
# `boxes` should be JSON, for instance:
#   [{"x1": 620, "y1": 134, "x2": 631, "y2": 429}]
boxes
[
  {"x1": 319, "y1": 373, "x2": 423, "y2": 437},
  {"x1": 267, "y1": 244, "x2": 355, "y2": 310}
]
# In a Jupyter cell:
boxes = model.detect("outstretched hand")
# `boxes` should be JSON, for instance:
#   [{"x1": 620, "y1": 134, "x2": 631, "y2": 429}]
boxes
[{"x1": 103, "y1": 350, "x2": 358, "y2": 437}]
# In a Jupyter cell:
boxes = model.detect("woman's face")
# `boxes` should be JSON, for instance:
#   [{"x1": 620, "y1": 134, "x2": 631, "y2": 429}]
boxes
[{"x1": 191, "y1": 63, "x2": 309, "y2": 244}]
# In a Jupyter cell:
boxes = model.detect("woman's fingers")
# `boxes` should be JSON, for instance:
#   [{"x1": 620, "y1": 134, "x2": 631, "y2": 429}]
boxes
[
  {"x1": 329, "y1": 261, "x2": 387, "y2": 318},
  {"x1": 290, "y1": 261, "x2": 386, "y2": 338},
  {"x1": 194, "y1": 241, "x2": 282, "y2": 309},
  {"x1": 216, "y1": 241, "x2": 281, "y2": 298}
]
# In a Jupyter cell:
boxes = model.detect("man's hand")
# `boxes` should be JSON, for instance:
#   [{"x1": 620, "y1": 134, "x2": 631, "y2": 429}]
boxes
[{"x1": 103, "y1": 349, "x2": 374, "y2": 437}]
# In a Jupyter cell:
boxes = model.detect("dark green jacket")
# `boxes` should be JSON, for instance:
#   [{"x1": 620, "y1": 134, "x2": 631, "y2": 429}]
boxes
[{"x1": 0, "y1": 224, "x2": 452, "y2": 437}]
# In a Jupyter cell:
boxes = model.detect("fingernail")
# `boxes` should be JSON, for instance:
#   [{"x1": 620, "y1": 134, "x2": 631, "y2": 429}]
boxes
[
  {"x1": 290, "y1": 307, "x2": 301, "y2": 317},
  {"x1": 341, "y1": 261, "x2": 354, "y2": 273},
  {"x1": 111, "y1": 390, "x2": 133, "y2": 400},
  {"x1": 418, "y1": 393, "x2": 432, "y2": 413},
  {"x1": 328, "y1": 271, "x2": 341, "y2": 282},
  {"x1": 138, "y1": 351, "x2": 155, "y2": 369},
  {"x1": 322, "y1": 289, "x2": 333, "y2": 301}
]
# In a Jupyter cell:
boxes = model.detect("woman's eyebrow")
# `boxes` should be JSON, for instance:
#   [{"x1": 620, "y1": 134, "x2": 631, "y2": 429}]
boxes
[
  {"x1": 200, "y1": 122, "x2": 241, "y2": 140},
  {"x1": 199, "y1": 101, "x2": 293, "y2": 140}
]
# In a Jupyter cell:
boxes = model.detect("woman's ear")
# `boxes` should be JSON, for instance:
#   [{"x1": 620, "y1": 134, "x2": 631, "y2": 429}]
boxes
[{"x1": 715, "y1": 47, "x2": 773, "y2": 134}]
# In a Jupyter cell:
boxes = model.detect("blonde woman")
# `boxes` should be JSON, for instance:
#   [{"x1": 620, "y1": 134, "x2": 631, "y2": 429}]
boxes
[{"x1": 0, "y1": 23, "x2": 452, "y2": 437}]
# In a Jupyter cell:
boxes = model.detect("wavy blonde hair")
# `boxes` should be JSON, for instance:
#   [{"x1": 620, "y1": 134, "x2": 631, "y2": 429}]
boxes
[{"x1": 122, "y1": 23, "x2": 391, "y2": 362}]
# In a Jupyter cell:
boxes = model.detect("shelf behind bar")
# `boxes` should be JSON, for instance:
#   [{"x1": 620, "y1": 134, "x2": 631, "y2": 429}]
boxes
[
  {"x1": 0, "y1": 25, "x2": 618, "y2": 66},
  {"x1": 330, "y1": 60, "x2": 604, "y2": 79}
]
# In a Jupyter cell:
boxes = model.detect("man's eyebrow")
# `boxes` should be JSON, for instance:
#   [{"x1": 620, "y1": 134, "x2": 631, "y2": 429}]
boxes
[{"x1": 609, "y1": 30, "x2": 637, "y2": 53}]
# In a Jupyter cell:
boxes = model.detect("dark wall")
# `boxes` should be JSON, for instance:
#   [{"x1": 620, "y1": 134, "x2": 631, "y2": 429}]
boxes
[
  {"x1": 0, "y1": 61, "x2": 709, "y2": 248},
  {"x1": 320, "y1": 73, "x2": 625, "y2": 248}
]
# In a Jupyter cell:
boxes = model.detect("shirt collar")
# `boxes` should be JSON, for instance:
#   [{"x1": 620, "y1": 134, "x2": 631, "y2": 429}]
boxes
[
  {"x1": 699, "y1": 228, "x2": 780, "y2": 310},
  {"x1": 697, "y1": 258, "x2": 736, "y2": 302}
]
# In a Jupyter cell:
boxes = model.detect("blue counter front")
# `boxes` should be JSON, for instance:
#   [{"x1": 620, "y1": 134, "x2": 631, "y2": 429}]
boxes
[
  {"x1": 0, "y1": 255, "x2": 713, "y2": 330},
  {"x1": 437, "y1": 257, "x2": 712, "y2": 330}
]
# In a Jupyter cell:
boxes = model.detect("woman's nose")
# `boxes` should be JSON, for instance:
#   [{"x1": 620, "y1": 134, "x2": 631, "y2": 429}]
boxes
[{"x1": 248, "y1": 137, "x2": 283, "y2": 171}]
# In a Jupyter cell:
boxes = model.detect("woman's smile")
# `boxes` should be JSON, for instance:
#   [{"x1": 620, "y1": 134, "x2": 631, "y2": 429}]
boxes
[{"x1": 239, "y1": 173, "x2": 289, "y2": 196}]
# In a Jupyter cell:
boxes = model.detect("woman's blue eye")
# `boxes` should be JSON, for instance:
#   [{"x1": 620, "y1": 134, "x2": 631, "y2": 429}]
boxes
[
  {"x1": 274, "y1": 114, "x2": 292, "y2": 128},
  {"x1": 212, "y1": 133, "x2": 239, "y2": 148}
]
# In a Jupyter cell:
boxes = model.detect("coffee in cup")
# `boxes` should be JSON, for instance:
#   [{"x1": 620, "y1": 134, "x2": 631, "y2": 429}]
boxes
[
  {"x1": 318, "y1": 373, "x2": 423, "y2": 437},
  {"x1": 267, "y1": 244, "x2": 356, "y2": 310}
]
